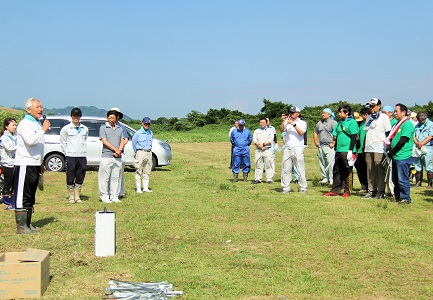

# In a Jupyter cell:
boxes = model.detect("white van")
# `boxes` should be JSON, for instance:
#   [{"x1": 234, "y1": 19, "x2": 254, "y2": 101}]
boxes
[{"x1": 43, "y1": 116, "x2": 172, "y2": 172}]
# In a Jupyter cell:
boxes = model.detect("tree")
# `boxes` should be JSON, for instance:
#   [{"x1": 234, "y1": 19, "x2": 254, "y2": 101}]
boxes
[{"x1": 260, "y1": 98, "x2": 292, "y2": 119}]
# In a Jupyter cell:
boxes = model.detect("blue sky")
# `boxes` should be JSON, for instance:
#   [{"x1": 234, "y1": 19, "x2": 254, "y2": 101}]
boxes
[{"x1": 1, "y1": 1, "x2": 432, "y2": 120}]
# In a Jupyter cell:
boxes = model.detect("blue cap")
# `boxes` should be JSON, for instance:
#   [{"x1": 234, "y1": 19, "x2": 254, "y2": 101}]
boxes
[
  {"x1": 142, "y1": 117, "x2": 151, "y2": 124},
  {"x1": 238, "y1": 119, "x2": 245, "y2": 125},
  {"x1": 382, "y1": 106, "x2": 393, "y2": 113},
  {"x1": 323, "y1": 108, "x2": 335, "y2": 119}
]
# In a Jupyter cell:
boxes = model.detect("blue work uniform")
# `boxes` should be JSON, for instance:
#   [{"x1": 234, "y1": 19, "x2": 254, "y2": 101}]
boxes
[{"x1": 230, "y1": 128, "x2": 252, "y2": 174}]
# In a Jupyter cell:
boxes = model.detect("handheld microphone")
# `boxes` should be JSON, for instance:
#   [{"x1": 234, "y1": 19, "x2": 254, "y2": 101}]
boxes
[{"x1": 42, "y1": 115, "x2": 47, "y2": 122}]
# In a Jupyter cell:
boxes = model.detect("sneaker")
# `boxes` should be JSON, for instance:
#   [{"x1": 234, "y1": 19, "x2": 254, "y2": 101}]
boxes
[
  {"x1": 398, "y1": 199, "x2": 411, "y2": 205},
  {"x1": 101, "y1": 196, "x2": 111, "y2": 203},
  {"x1": 320, "y1": 179, "x2": 328, "y2": 185},
  {"x1": 342, "y1": 192, "x2": 350, "y2": 198},
  {"x1": 323, "y1": 192, "x2": 339, "y2": 197},
  {"x1": 329, "y1": 180, "x2": 333, "y2": 185},
  {"x1": 68, "y1": 199, "x2": 76, "y2": 204},
  {"x1": 282, "y1": 189, "x2": 292, "y2": 194},
  {"x1": 358, "y1": 189, "x2": 368, "y2": 194},
  {"x1": 375, "y1": 193, "x2": 385, "y2": 199},
  {"x1": 362, "y1": 193, "x2": 375, "y2": 199},
  {"x1": 75, "y1": 199, "x2": 83, "y2": 204},
  {"x1": 111, "y1": 198, "x2": 121, "y2": 203},
  {"x1": 300, "y1": 189, "x2": 307, "y2": 193},
  {"x1": 251, "y1": 180, "x2": 261, "y2": 184}
]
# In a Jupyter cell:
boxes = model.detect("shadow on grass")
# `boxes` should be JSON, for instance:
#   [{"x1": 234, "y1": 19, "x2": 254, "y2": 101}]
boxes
[
  {"x1": 34, "y1": 217, "x2": 57, "y2": 228},
  {"x1": 422, "y1": 189, "x2": 433, "y2": 203}
]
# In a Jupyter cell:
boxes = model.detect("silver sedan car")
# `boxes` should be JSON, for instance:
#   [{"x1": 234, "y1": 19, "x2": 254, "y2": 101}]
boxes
[{"x1": 42, "y1": 116, "x2": 172, "y2": 172}]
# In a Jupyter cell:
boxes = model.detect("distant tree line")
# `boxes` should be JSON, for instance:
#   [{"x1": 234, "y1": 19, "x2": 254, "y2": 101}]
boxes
[{"x1": 124, "y1": 99, "x2": 433, "y2": 132}]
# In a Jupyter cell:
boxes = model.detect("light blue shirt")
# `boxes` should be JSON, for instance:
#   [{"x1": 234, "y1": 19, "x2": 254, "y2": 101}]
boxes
[{"x1": 132, "y1": 127, "x2": 153, "y2": 152}]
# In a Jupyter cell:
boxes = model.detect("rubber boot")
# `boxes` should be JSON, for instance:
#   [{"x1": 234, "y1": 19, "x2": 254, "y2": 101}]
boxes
[
  {"x1": 15, "y1": 209, "x2": 33, "y2": 234},
  {"x1": 75, "y1": 184, "x2": 83, "y2": 203},
  {"x1": 135, "y1": 179, "x2": 143, "y2": 193},
  {"x1": 142, "y1": 178, "x2": 152, "y2": 193},
  {"x1": 233, "y1": 173, "x2": 238, "y2": 183},
  {"x1": 26, "y1": 207, "x2": 40, "y2": 232},
  {"x1": 415, "y1": 172, "x2": 422, "y2": 187},
  {"x1": 243, "y1": 173, "x2": 248, "y2": 182},
  {"x1": 428, "y1": 173, "x2": 433, "y2": 189},
  {"x1": 67, "y1": 185, "x2": 75, "y2": 203}
]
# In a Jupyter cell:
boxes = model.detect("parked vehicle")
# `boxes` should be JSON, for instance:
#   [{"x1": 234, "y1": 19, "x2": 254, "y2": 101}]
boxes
[{"x1": 42, "y1": 116, "x2": 172, "y2": 172}]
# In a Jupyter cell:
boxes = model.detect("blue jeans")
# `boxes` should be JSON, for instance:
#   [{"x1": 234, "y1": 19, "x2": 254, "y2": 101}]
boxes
[{"x1": 392, "y1": 157, "x2": 414, "y2": 202}]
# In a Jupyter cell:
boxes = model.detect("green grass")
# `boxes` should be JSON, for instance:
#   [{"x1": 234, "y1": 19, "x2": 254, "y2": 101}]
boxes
[{"x1": 1, "y1": 141, "x2": 433, "y2": 299}]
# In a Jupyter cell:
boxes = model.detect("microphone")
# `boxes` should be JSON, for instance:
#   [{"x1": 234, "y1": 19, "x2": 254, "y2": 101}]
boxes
[{"x1": 42, "y1": 115, "x2": 47, "y2": 122}]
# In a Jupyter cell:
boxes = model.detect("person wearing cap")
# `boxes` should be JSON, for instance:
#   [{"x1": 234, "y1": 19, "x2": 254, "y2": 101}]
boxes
[
  {"x1": 280, "y1": 106, "x2": 308, "y2": 193},
  {"x1": 59, "y1": 108, "x2": 89, "y2": 203},
  {"x1": 387, "y1": 103, "x2": 414, "y2": 204},
  {"x1": 252, "y1": 117, "x2": 274, "y2": 184},
  {"x1": 110, "y1": 107, "x2": 129, "y2": 198},
  {"x1": 413, "y1": 112, "x2": 433, "y2": 187},
  {"x1": 323, "y1": 104, "x2": 359, "y2": 197},
  {"x1": 228, "y1": 120, "x2": 238, "y2": 168},
  {"x1": 230, "y1": 119, "x2": 252, "y2": 182},
  {"x1": 410, "y1": 111, "x2": 418, "y2": 127},
  {"x1": 266, "y1": 117, "x2": 278, "y2": 176},
  {"x1": 354, "y1": 107, "x2": 370, "y2": 193},
  {"x1": 314, "y1": 108, "x2": 337, "y2": 186},
  {"x1": 362, "y1": 98, "x2": 391, "y2": 199},
  {"x1": 382, "y1": 106, "x2": 397, "y2": 127},
  {"x1": 98, "y1": 110, "x2": 127, "y2": 203},
  {"x1": 13, "y1": 98, "x2": 50, "y2": 234},
  {"x1": 132, "y1": 117, "x2": 154, "y2": 193}
]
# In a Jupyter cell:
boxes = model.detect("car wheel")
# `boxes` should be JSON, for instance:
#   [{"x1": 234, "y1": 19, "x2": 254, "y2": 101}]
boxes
[
  {"x1": 45, "y1": 154, "x2": 65, "y2": 172},
  {"x1": 152, "y1": 155, "x2": 157, "y2": 171}
]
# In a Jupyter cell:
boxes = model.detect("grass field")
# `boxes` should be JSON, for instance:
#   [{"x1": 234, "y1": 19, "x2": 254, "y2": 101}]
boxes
[{"x1": 1, "y1": 141, "x2": 433, "y2": 299}]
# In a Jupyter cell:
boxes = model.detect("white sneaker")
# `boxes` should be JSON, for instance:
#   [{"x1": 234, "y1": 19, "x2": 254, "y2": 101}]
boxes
[
  {"x1": 100, "y1": 195, "x2": 111, "y2": 203},
  {"x1": 320, "y1": 178, "x2": 328, "y2": 184},
  {"x1": 136, "y1": 189, "x2": 143, "y2": 194},
  {"x1": 111, "y1": 198, "x2": 121, "y2": 203},
  {"x1": 143, "y1": 189, "x2": 153, "y2": 193}
]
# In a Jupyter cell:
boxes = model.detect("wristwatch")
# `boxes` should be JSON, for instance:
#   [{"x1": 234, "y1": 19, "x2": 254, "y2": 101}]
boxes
[{"x1": 293, "y1": 124, "x2": 297, "y2": 127}]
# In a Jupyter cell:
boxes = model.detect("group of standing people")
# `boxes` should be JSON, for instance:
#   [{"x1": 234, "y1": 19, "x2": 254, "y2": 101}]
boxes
[
  {"x1": 230, "y1": 99, "x2": 423, "y2": 205},
  {"x1": 0, "y1": 98, "x2": 155, "y2": 234}
]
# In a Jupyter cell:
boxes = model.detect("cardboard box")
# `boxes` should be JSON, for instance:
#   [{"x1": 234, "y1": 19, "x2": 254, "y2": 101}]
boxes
[{"x1": 0, "y1": 248, "x2": 50, "y2": 299}]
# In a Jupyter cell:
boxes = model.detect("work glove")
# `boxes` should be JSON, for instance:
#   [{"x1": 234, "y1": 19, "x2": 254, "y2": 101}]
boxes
[{"x1": 346, "y1": 151, "x2": 353, "y2": 161}]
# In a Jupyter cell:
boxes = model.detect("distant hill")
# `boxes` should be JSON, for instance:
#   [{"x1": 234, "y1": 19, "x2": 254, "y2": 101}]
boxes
[{"x1": 7, "y1": 105, "x2": 133, "y2": 120}]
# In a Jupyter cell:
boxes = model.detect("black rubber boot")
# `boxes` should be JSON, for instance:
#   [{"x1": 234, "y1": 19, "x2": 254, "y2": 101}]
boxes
[
  {"x1": 233, "y1": 173, "x2": 238, "y2": 183},
  {"x1": 15, "y1": 209, "x2": 33, "y2": 234},
  {"x1": 415, "y1": 172, "x2": 422, "y2": 187},
  {"x1": 26, "y1": 207, "x2": 40, "y2": 232},
  {"x1": 428, "y1": 173, "x2": 433, "y2": 189},
  {"x1": 243, "y1": 173, "x2": 248, "y2": 182}
]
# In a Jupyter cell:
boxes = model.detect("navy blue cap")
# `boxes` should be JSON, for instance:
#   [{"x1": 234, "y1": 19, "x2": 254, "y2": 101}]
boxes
[{"x1": 142, "y1": 117, "x2": 151, "y2": 124}]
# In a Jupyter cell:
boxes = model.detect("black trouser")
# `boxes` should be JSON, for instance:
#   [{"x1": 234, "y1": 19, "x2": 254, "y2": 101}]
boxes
[
  {"x1": 354, "y1": 153, "x2": 368, "y2": 191},
  {"x1": 331, "y1": 152, "x2": 351, "y2": 194},
  {"x1": 2, "y1": 166, "x2": 14, "y2": 195},
  {"x1": 13, "y1": 165, "x2": 39, "y2": 208},
  {"x1": 66, "y1": 157, "x2": 87, "y2": 186}
]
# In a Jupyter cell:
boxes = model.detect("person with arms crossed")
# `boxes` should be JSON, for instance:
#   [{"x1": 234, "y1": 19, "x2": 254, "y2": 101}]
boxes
[
  {"x1": 13, "y1": 98, "x2": 50, "y2": 234},
  {"x1": 0, "y1": 118, "x2": 18, "y2": 210},
  {"x1": 132, "y1": 117, "x2": 154, "y2": 193},
  {"x1": 60, "y1": 108, "x2": 89, "y2": 203},
  {"x1": 252, "y1": 117, "x2": 274, "y2": 184}
]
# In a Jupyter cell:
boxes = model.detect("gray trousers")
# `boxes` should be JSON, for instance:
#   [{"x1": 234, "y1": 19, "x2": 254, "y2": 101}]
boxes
[
  {"x1": 365, "y1": 152, "x2": 386, "y2": 194},
  {"x1": 281, "y1": 148, "x2": 307, "y2": 191},
  {"x1": 318, "y1": 146, "x2": 334, "y2": 181}
]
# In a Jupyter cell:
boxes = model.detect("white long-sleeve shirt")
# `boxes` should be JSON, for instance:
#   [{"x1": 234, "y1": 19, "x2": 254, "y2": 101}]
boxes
[
  {"x1": 14, "y1": 115, "x2": 45, "y2": 166},
  {"x1": 0, "y1": 132, "x2": 17, "y2": 167}
]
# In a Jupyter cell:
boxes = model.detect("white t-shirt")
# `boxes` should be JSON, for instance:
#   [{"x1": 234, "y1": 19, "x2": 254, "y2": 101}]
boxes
[
  {"x1": 364, "y1": 113, "x2": 391, "y2": 153},
  {"x1": 283, "y1": 119, "x2": 307, "y2": 149}
]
